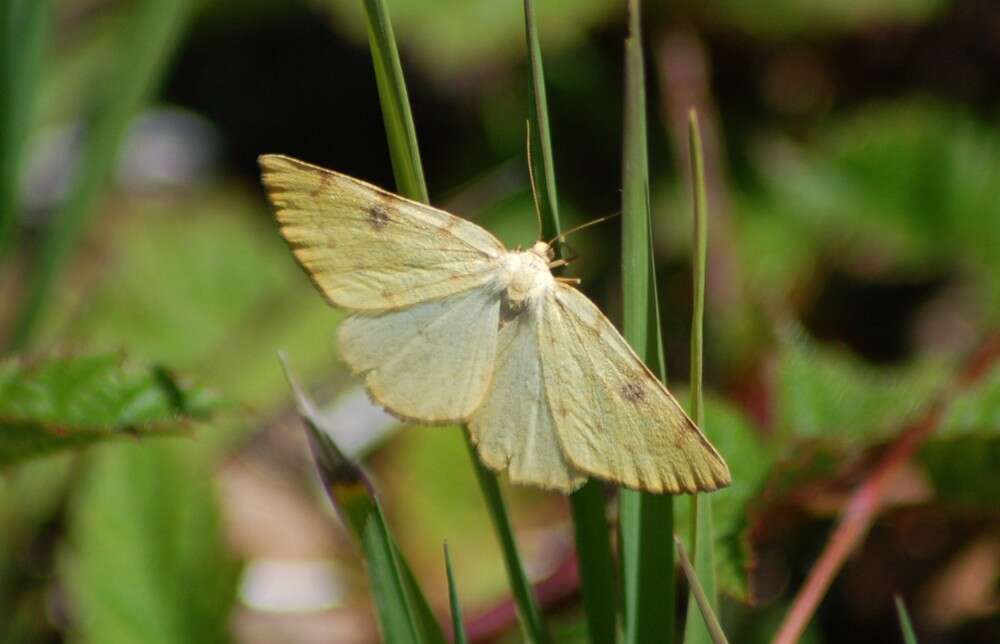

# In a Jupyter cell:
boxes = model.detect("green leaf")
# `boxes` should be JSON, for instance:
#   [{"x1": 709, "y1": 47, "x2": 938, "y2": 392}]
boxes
[
  {"x1": 758, "y1": 102, "x2": 1000, "y2": 317},
  {"x1": 619, "y1": 2, "x2": 675, "y2": 643},
  {"x1": 921, "y1": 361, "x2": 1000, "y2": 508},
  {"x1": 10, "y1": 0, "x2": 192, "y2": 350},
  {"x1": 0, "y1": 354, "x2": 217, "y2": 467},
  {"x1": 65, "y1": 440, "x2": 237, "y2": 644},
  {"x1": 776, "y1": 329, "x2": 947, "y2": 446}
]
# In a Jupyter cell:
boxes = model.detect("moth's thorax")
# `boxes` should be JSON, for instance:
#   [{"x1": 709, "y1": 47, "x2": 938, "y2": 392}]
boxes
[{"x1": 502, "y1": 246, "x2": 554, "y2": 304}]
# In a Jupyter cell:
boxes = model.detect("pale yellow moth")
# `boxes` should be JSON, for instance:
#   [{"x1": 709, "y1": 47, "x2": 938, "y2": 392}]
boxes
[{"x1": 259, "y1": 154, "x2": 731, "y2": 494}]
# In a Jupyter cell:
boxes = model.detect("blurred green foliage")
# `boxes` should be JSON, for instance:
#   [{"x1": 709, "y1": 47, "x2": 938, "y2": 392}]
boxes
[
  {"x1": 0, "y1": 354, "x2": 218, "y2": 466},
  {"x1": 0, "y1": 0, "x2": 998, "y2": 642}
]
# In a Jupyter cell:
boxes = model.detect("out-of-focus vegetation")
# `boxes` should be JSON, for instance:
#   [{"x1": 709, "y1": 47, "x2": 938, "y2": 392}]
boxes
[{"x1": 0, "y1": 0, "x2": 997, "y2": 643}]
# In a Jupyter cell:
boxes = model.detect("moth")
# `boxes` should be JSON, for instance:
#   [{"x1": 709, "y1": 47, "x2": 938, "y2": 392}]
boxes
[{"x1": 260, "y1": 154, "x2": 730, "y2": 494}]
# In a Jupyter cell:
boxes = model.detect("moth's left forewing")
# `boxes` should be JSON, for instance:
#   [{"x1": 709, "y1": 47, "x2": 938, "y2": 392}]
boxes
[
  {"x1": 259, "y1": 154, "x2": 507, "y2": 312},
  {"x1": 538, "y1": 284, "x2": 731, "y2": 494}
]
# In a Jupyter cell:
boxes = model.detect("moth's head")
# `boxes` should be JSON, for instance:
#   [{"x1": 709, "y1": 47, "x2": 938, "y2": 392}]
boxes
[{"x1": 529, "y1": 240, "x2": 555, "y2": 262}]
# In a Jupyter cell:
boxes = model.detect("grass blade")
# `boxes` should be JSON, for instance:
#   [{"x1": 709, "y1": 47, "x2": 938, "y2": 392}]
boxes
[
  {"x1": 362, "y1": 0, "x2": 427, "y2": 204},
  {"x1": 894, "y1": 595, "x2": 919, "y2": 644},
  {"x1": 280, "y1": 355, "x2": 445, "y2": 644},
  {"x1": 675, "y1": 537, "x2": 729, "y2": 644},
  {"x1": 0, "y1": 0, "x2": 52, "y2": 261},
  {"x1": 523, "y1": 0, "x2": 560, "y2": 241},
  {"x1": 362, "y1": 3, "x2": 551, "y2": 641},
  {"x1": 568, "y1": 482, "x2": 618, "y2": 644},
  {"x1": 683, "y1": 110, "x2": 720, "y2": 644},
  {"x1": 523, "y1": 1, "x2": 617, "y2": 641},
  {"x1": 9, "y1": 0, "x2": 190, "y2": 350},
  {"x1": 619, "y1": 1, "x2": 675, "y2": 643},
  {"x1": 466, "y1": 438, "x2": 553, "y2": 643},
  {"x1": 444, "y1": 543, "x2": 470, "y2": 644}
]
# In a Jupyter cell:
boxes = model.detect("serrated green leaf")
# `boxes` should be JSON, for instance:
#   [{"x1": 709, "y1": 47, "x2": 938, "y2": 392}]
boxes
[
  {"x1": 0, "y1": 354, "x2": 218, "y2": 467},
  {"x1": 65, "y1": 440, "x2": 237, "y2": 644}
]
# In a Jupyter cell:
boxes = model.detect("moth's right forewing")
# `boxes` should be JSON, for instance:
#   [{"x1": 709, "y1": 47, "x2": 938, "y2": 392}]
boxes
[
  {"x1": 539, "y1": 285, "x2": 731, "y2": 494},
  {"x1": 259, "y1": 154, "x2": 506, "y2": 311}
]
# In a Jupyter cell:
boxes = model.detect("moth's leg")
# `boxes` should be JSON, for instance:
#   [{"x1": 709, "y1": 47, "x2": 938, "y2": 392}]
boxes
[{"x1": 555, "y1": 277, "x2": 581, "y2": 285}]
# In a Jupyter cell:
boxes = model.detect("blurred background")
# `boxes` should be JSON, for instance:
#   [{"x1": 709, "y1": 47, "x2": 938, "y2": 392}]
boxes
[{"x1": 0, "y1": 0, "x2": 998, "y2": 642}]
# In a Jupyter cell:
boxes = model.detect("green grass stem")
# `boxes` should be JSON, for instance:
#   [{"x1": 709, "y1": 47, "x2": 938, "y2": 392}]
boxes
[
  {"x1": 675, "y1": 537, "x2": 729, "y2": 644},
  {"x1": 363, "y1": 3, "x2": 551, "y2": 641},
  {"x1": 894, "y1": 595, "x2": 919, "y2": 644},
  {"x1": 444, "y1": 544, "x2": 469, "y2": 644},
  {"x1": 523, "y1": 1, "x2": 617, "y2": 642},
  {"x1": 619, "y1": 1, "x2": 675, "y2": 643},
  {"x1": 363, "y1": 0, "x2": 428, "y2": 204},
  {"x1": 683, "y1": 111, "x2": 720, "y2": 644}
]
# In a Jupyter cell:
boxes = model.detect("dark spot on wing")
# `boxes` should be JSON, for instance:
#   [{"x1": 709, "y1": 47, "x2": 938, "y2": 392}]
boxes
[
  {"x1": 620, "y1": 380, "x2": 645, "y2": 403},
  {"x1": 368, "y1": 204, "x2": 390, "y2": 230},
  {"x1": 310, "y1": 173, "x2": 333, "y2": 198}
]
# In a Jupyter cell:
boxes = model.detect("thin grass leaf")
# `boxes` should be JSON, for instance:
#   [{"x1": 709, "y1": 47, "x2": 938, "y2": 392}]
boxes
[
  {"x1": 523, "y1": 0, "x2": 561, "y2": 242},
  {"x1": 675, "y1": 537, "x2": 729, "y2": 644},
  {"x1": 465, "y1": 438, "x2": 553, "y2": 643},
  {"x1": 444, "y1": 543, "x2": 470, "y2": 644},
  {"x1": 0, "y1": 0, "x2": 52, "y2": 261},
  {"x1": 894, "y1": 595, "x2": 919, "y2": 644},
  {"x1": 684, "y1": 110, "x2": 720, "y2": 644},
  {"x1": 9, "y1": 0, "x2": 190, "y2": 350},
  {"x1": 619, "y1": 1, "x2": 675, "y2": 642},
  {"x1": 567, "y1": 481, "x2": 618, "y2": 644},
  {"x1": 280, "y1": 355, "x2": 445, "y2": 644},
  {"x1": 363, "y1": 2, "x2": 551, "y2": 641},
  {"x1": 523, "y1": 1, "x2": 617, "y2": 641},
  {"x1": 362, "y1": 0, "x2": 427, "y2": 203}
]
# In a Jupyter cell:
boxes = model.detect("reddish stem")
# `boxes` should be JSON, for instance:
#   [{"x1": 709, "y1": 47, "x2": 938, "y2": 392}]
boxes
[{"x1": 773, "y1": 331, "x2": 1000, "y2": 644}]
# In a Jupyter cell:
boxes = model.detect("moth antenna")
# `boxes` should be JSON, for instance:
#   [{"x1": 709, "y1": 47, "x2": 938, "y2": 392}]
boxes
[
  {"x1": 525, "y1": 120, "x2": 544, "y2": 241},
  {"x1": 546, "y1": 211, "x2": 622, "y2": 247}
]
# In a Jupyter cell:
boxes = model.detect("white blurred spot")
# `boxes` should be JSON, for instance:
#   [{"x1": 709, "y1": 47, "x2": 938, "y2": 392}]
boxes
[{"x1": 239, "y1": 558, "x2": 349, "y2": 613}]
